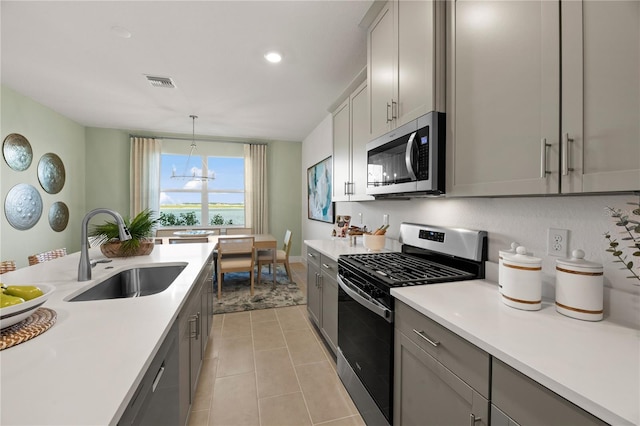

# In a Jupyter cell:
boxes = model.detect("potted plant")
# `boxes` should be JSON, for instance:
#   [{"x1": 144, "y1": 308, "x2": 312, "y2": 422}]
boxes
[{"x1": 90, "y1": 209, "x2": 160, "y2": 257}]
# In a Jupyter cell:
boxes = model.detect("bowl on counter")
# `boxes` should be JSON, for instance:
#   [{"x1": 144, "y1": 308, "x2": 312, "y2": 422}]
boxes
[
  {"x1": 363, "y1": 234, "x2": 386, "y2": 252},
  {"x1": 1, "y1": 284, "x2": 55, "y2": 329}
]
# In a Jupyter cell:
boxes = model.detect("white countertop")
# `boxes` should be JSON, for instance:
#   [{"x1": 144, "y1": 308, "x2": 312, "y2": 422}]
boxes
[
  {"x1": 0, "y1": 243, "x2": 215, "y2": 426},
  {"x1": 304, "y1": 237, "x2": 396, "y2": 261},
  {"x1": 392, "y1": 280, "x2": 640, "y2": 426}
]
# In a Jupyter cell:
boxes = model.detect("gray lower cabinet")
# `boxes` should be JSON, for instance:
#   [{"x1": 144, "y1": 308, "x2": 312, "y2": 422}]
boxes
[
  {"x1": 118, "y1": 254, "x2": 214, "y2": 426},
  {"x1": 118, "y1": 321, "x2": 180, "y2": 426},
  {"x1": 305, "y1": 246, "x2": 338, "y2": 354},
  {"x1": 394, "y1": 301, "x2": 490, "y2": 426},
  {"x1": 179, "y1": 254, "x2": 214, "y2": 426},
  {"x1": 491, "y1": 358, "x2": 607, "y2": 426}
]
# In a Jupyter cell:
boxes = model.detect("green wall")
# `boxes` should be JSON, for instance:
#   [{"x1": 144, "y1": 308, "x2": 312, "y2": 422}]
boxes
[{"x1": 1, "y1": 86, "x2": 86, "y2": 267}]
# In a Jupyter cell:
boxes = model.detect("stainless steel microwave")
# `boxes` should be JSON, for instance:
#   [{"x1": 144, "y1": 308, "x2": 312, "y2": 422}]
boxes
[{"x1": 366, "y1": 112, "x2": 445, "y2": 198}]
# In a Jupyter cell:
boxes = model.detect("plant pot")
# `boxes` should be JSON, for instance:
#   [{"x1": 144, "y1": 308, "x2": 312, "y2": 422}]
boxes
[{"x1": 100, "y1": 240, "x2": 155, "y2": 258}]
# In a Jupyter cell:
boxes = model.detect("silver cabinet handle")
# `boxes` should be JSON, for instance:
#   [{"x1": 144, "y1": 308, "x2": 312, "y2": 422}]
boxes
[
  {"x1": 322, "y1": 263, "x2": 331, "y2": 270},
  {"x1": 412, "y1": 329, "x2": 440, "y2": 347},
  {"x1": 391, "y1": 100, "x2": 397, "y2": 119},
  {"x1": 386, "y1": 102, "x2": 392, "y2": 123},
  {"x1": 562, "y1": 133, "x2": 574, "y2": 176},
  {"x1": 189, "y1": 314, "x2": 198, "y2": 339},
  {"x1": 152, "y1": 364, "x2": 165, "y2": 393},
  {"x1": 470, "y1": 413, "x2": 482, "y2": 426},
  {"x1": 307, "y1": 252, "x2": 315, "y2": 259},
  {"x1": 540, "y1": 138, "x2": 551, "y2": 178},
  {"x1": 196, "y1": 312, "x2": 201, "y2": 339}
]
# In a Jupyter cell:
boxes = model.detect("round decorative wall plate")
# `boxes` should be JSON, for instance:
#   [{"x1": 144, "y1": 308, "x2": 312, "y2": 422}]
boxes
[
  {"x1": 2, "y1": 133, "x2": 33, "y2": 171},
  {"x1": 37, "y1": 153, "x2": 65, "y2": 194},
  {"x1": 4, "y1": 183, "x2": 43, "y2": 230},
  {"x1": 48, "y1": 201, "x2": 69, "y2": 232}
]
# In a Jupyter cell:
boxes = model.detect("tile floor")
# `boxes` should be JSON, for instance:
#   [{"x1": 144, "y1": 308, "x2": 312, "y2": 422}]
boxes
[{"x1": 187, "y1": 263, "x2": 365, "y2": 426}]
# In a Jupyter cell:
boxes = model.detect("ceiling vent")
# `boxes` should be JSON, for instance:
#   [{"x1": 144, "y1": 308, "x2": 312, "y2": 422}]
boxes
[{"x1": 145, "y1": 75, "x2": 176, "y2": 89}]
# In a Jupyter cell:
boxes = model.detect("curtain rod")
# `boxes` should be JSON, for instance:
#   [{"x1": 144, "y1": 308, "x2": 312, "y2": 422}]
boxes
[{"x1": 128, "y1": 134, "x2": 268, "y2": 145}]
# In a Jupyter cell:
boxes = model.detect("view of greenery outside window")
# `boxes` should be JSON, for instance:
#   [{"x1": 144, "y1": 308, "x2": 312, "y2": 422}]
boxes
[{"x1": 159, "y1": 154, "x2": 245, "y2": 227}]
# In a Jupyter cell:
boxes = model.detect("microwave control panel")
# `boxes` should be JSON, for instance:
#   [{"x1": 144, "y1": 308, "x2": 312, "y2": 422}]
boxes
[{"x1": 416, "y1": 128, "x2": 429, "y2": 180}]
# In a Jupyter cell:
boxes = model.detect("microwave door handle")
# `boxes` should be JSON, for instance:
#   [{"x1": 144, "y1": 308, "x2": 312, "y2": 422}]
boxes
[{"x1": 405, "y1": 132, "x2": 418, "y2": 180}]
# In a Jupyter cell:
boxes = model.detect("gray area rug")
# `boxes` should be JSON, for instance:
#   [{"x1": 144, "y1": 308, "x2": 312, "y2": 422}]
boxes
[{"x1": 213, "y1": 270, "x2": 306, "y2": 315}]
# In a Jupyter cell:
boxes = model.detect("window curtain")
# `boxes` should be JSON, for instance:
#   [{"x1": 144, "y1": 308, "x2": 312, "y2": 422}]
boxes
[
  {"x1": 130, "y1": 137, "x2": 161, "y2": 217},
  {"x1": 244, "y1": 144, "x2": 268, "y2": 233}
]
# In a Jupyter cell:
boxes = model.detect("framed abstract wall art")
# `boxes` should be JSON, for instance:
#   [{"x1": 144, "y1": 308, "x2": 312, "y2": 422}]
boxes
[{"x1": 307, "y1": 156, "x2": 334, "y2": 223}]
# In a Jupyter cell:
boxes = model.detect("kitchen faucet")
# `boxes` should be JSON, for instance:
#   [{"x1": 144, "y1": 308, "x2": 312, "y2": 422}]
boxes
[{"x1": 78, "y1": 208, "x2": 131, "y2": 281}]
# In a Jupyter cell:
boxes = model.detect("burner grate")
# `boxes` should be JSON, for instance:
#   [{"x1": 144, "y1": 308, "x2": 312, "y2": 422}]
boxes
[{"x1": 346, "y1": 252, "x2": 474, "y2": 284}]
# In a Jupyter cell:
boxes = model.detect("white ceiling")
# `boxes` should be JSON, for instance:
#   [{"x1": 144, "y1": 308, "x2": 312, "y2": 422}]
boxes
[{"x1": 1, "y1": 1, "x2": 373, "y2": 142}]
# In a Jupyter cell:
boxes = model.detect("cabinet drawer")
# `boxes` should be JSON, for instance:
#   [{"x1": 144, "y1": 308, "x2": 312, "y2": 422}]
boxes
[
  {"x1": 492, "y1": 359, "x2": 607, "y2": 426},
  {"x1": 395, "y1": 301, "x2": 490, "y2": 398},
  {"x1": 319, "y1": 256, "x2": 337, "y2": 279},
  {"x1": 307, "y1": 247, "x2": 320, "y2": 268}
]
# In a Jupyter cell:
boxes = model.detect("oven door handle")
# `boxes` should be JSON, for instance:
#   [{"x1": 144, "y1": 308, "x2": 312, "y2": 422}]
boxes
[{"x1": 337, "y1": 276, "x2": 393, "y2": 323}]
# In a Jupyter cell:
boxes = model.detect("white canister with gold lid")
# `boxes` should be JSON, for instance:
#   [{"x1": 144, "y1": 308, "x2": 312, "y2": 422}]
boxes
[
  {"x1": 498, "y1": 242, "x2": 519, "y2": 295},
  {"x1": 555, "y1": 249, "x2": 604, "y2": 321},
  {"x1": 501, "y1": 246, "x2": 542, "y2": 311}
]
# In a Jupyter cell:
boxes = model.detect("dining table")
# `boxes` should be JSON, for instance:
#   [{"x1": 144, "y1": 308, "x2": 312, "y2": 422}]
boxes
[{"x1": 157, "y1": 233, "x2": 278, "y2": 286}]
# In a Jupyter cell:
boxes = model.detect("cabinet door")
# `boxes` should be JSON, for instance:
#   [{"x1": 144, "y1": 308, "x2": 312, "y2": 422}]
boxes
[
  {"x1": 320, "y1": 261, "x2": 338, "y2": 354},
  {"x1": 447, "y1": 0, "x2": 560, "y2": 196},
  {"x1": 561, "y1": 0, "x2": 640, "y2": 193},
  {"x1": 332, "y1": 98, "x2": 351, "y2": 202},
  {"x1": 349, "y1": 81, "x2": 374, "y2": 201},
  {"x1": 492, "y1": 358, "x2": 607, "y2": 426},
  {"x1": 306, "y1": 251, "x2": 321, "y2": 327},
  {"x1": 396, "y1": 0, "x2": 444, "y2": 127},
  {"x1": 394, "y1": 331, "x2": 488, "y2": 426},
  {"x1": 368, "y1": 1, "x2": 395, "y2": 139}
]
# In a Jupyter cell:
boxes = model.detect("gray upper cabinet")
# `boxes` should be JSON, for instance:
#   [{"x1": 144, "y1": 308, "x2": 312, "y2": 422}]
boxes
[
  {"x1": 561, "y1": 1, "x2": 640, "y2": 193},
  {"x1": 447, "y1": 0, "x2": 560, "y2": 196},
  {"x1": 447, "y1": 0, "x2": 640, "y2": 197},
  {"x1": 332, "y1": 80, "x2": 373, "y2": 202},
  {"x1": 368, "y1": 0, "x2": 445, "y2": 140}
]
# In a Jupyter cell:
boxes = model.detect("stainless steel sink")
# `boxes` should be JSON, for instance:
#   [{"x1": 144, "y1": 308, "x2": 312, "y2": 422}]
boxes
[{"x1": 69, "y1": 263, "x2": 187, "y2": 301}]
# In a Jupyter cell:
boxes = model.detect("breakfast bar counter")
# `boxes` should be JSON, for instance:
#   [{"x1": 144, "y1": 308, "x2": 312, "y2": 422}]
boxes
[{"x1": 0, "y1": 243, "x2": 215, "y2": 425}]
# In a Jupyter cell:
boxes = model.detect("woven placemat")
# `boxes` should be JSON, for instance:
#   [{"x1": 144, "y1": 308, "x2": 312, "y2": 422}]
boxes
[{"x1": 0, "y1": 307, "x2": 57, "y2": 350}]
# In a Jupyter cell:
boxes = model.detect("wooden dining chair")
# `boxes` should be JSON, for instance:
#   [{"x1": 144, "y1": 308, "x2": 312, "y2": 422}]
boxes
[
  {"x1": 28, "y1": 248, "x2": 67, "y2": 266},
  {"x1": 225, "y1": 227, "x2": 253, "y2": 235},
  {"x1": 0, "y1": 260, "x2": 16, "y2": 274},
  {"x1": 257, "y1": 229, "x2": 292, "y2": 283},
  {"x1": 216, "y1": 236, "x2": 255, "y2": 299},
  {"x1": 168, "y1": 237, "x2": 209, "y2": 244}
]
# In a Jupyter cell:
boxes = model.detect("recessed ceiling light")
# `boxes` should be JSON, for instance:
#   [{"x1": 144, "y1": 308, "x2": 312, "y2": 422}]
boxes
[
  {"x1": 264, "y1": 52, "x2": 282, "y2": 64},
  {"x1": 111, "y1": 26, "x2": 132, "y2": 39}
]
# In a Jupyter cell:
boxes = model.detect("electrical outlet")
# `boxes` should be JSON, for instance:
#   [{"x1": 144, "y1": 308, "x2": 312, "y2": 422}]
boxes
[{"x1": 547, "y1": 228, "x2": 569, "y2": 257}]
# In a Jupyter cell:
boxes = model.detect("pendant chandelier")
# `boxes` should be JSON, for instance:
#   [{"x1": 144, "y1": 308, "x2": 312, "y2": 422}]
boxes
[{"x1": 170, "y1": 115, "x2": 215, "y2": 181}]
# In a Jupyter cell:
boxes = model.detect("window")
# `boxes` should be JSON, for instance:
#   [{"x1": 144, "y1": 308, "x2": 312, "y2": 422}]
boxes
[{"x1": 159, "y1": 153, "x2": 245, "y2": 227}]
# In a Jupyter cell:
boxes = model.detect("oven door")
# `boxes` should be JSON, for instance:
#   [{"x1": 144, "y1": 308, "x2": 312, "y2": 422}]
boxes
[{"x1": 337, "y1": 275, "x2": 393, "y2": 424}]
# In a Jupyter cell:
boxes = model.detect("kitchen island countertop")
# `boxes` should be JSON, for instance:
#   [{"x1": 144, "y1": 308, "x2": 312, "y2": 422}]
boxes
[
  {"x1": 392, "y1": 280, "x2": 639, "y2": 426},
  {"x1": 0, "y1": 243, "x2": 215, "y2": 426}
]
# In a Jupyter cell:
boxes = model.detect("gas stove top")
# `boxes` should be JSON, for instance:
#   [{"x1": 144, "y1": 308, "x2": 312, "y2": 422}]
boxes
[
  {"x1": 337, "y1": 223, "x2": 488, "y2": 294},
  {"x1": 339, "y1": 252, "x2": 475, "y2": 286}
]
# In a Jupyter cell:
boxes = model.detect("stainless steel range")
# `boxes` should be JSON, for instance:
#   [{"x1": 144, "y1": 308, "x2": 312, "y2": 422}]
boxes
[{"x1": 336, "y1": 223, "x2": 488, "y2": 426}]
